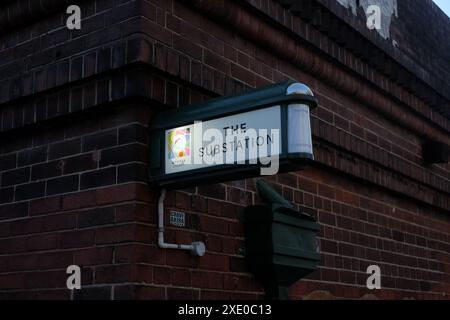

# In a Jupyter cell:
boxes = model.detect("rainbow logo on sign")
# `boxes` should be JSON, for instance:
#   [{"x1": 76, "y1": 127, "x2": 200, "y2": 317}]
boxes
[{"x1": 167, "y1": 127, "x2": 191, "y2": 165}]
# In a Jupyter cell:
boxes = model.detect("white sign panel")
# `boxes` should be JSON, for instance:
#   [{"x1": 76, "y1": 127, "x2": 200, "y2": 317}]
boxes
[{"x1": 164, "y1": 106, "x2": 282, "y2": 174}]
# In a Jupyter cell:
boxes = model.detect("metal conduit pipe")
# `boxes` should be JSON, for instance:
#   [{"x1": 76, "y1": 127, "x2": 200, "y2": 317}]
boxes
[{"x1": 157, "y1": 188, "x2": 206, "y2": 257}]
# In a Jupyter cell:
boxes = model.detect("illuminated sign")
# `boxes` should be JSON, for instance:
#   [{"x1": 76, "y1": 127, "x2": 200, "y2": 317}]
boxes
[
  {"x1": 164, "y1": 105, "x2": 281, "y2": 175},
  {"x1": 148, "y1": 81, "x2": 318, "y2": 188}
]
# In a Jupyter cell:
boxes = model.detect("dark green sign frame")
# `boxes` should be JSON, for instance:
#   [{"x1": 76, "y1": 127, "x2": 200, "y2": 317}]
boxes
[{"x1": 148, "y1": 81, "x2": 318, "y2": 189}]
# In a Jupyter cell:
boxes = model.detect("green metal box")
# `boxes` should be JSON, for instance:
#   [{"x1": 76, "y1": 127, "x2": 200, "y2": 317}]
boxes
[{"x1": 244, "y1": 180, "x2": 320, "y2": 299}]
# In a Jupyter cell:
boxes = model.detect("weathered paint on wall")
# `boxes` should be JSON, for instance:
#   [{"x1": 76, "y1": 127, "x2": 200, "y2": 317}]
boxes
[
  {"x1": 336, "y1": 0, "x2": 358, "y2": 14},
  {"x1": 336, "y1": 0, "x2": 398, "y2": 39}
]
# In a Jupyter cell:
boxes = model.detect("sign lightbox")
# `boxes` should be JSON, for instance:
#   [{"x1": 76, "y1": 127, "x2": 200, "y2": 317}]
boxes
[{"x1": 148, "y1": 81, "x2": 318, "y2": 188}]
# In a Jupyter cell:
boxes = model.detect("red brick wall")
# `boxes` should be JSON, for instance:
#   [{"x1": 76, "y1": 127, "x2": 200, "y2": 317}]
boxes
[{"x1": 0, "y1": 0, "x2": 449, "y2": 299}]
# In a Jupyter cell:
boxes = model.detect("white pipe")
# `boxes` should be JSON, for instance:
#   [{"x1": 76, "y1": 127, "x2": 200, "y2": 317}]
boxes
[{"x1": 158, "y1": 188, "x2": 206, "y2": 256}]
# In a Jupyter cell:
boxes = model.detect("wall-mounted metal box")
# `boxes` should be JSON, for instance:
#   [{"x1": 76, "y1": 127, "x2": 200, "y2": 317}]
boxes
[
  {"x1": 422, "y1": 139, "x2": 450, "y2": 164},
  {"x1": 244, "y1": 180, "x2": 320, "y2": 299}
]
